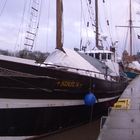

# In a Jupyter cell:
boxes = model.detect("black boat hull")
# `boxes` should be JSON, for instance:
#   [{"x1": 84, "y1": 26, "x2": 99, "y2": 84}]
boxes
[
  {"x1": 0, "y1": 97, "x2": 117, "y2": 139},
  {"x1": 0, "y1": 58, "x2": 128, "y2": 138},
  {"x1": 0, "y1": 58, "x2": 128, "y2": 98}
]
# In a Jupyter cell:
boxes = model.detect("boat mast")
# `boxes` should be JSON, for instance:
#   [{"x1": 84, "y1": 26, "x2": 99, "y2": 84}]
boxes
[
  {"x1": 116, "y1": 0, "x2": 140, "y2": 57},
  {"x1": 56, "y1": 0, "x2": 64, "y2": 51},
  {"x1": 129, "y1": 0, "x2": 132, "y2": 56},
  {"x1": 95, "y1": 0, "x2": 99, "y2": 49}
]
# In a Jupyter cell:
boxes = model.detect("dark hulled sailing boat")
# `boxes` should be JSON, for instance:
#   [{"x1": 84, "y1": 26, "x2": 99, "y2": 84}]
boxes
[
  {"x1": 120, "y1": 0, "x2": 140, "y2": 78},
  {"x1": 0, "y1": 0, "x2": 128, "y2": 139}
]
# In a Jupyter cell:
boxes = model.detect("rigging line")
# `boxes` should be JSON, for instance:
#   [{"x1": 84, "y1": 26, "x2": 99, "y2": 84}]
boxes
[
  {"x1": 80, "y1": 0, "x2": 83, "y2": 50},
  {"x1": 102, "y1": 0, "x2": 113, "y2": 45},
  {"x1": 27, "y1": 0, "x2": 32, "y2": 24},
  {"x1": 97, "y1": 1, "x2": 103, "y2": 34},
  {"x1": 45, "y1": 0, "x2": 50, "y2": 52},
  {"x1": 0, "y1": 66, "x2": 53, "y2": 92},
  {"x1": 62, "y1": 0, "x2": 64, "y2": 48},
  {"x1": 31, "y1": 0, "x2": 43, "y2": 51},
  {"x1": 0, "y1": 0, "x2": 7, "y2": 17},
  {"x1": 116, "y1": 26, "x2": 128, "y2": 55},
  {"x1": 124, "y1": 28, "x2": 129, "y2": 53},
  {"x1": 21, "y1": 0, "x2": 32, "y2": 51},
  {"x1": 23, "y1": 0, "x2": 32, "y2": 49},
  {"x1": 87, "y1": 0, "x2": 102, "y2": 36},
  {"x1": 115, "y1": 26, "x2": 121, "y2": 55},
  {"x1": 24, "y1": 0, "x2": 42, "y2": 51},
  {"x1": 107, "y1": 7, "x2": 113, "y2": 45},
  {"x1": 108, "y1": 0, "x2": 117, "y2": 42},
  {"x1": 132, "y1": 29, "x2": 137, "y2": 54},
  {"x1": 3, "y1": 75, "x2": 53, "y2": 93},
  {"x1": 80, "y1": 0, "x2": 90, "y2": 46},
  {"x1": 115, "y1": 27, "x2": 122, "y2": 55},
  {"x1": 86, "y1": 0, "x2": 96, "y2": 37},
  {"x1": 86, "y1": 0, "x2": 99, "y2": 49},
  {"x1": 14, "y1": 0, "x2": 28, "y2": 52},
  {"x1": 81, "y1": 0, "x2": 88, "y2": 40},
  {"x1": 86, "y1": 0, "x2": 95, "y2": 27},
  {"x1": 86, "y1": 0, "x2": 102, "y2": 37}
]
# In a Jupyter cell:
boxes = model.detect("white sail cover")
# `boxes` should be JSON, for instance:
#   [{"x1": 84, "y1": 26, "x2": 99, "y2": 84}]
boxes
[
  {"x1": 44, "y1": 48, "x2": 106, "y2": 79},
  {"x1": 128, "y1": 61, "x2": 140, "y2": 70},
  {"x1": 0, "y1": 54, "x2": 37, "y2": 66},
  {"x1": 105, "y1": 60, "x2": 120, "y2": 76}
]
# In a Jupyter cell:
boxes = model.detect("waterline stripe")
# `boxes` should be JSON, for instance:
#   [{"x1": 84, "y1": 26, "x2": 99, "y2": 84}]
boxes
[{"x1": 0, "y1": 96, "x2": 120, "y2": 109}]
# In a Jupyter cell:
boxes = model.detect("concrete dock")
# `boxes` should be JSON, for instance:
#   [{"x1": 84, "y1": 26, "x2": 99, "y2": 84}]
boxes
[{"x1": 98, "y1": 75, "x2": 140, "y2": 140}]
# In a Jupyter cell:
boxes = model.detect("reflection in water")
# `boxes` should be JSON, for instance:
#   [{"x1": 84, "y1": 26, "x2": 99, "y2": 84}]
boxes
[{"x1": 36, "y1": 119, "x2": 100, "y2": 140}]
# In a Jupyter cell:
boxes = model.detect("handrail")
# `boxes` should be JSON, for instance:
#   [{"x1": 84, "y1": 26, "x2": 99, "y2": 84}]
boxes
[
  {"x1": 43, "y1": 63, "x2": 125, "y2": 82},
  {"x1": 44, "y1": 63, "x2": 107, "y2": 75}
]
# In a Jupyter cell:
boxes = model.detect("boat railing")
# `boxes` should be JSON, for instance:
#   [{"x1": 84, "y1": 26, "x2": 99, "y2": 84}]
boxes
[{"x1": 44, "y1": 63, "x2": 124, "y2": 82}]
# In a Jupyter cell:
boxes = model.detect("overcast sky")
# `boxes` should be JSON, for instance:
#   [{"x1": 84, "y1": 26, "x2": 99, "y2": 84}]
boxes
[{"x1": 0, "y1": 0, "x2": 140, "y2": 56}]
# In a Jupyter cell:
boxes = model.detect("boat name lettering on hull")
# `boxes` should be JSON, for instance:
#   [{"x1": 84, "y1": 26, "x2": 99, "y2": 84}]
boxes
[{"x1": 57, "y1": 81, "x2": 82, "y2": 88}]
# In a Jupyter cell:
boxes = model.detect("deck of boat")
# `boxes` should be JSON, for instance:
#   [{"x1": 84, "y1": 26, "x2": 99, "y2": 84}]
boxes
[{"x1": 97, "y1": 75, "x2": 140, "y2": 140}]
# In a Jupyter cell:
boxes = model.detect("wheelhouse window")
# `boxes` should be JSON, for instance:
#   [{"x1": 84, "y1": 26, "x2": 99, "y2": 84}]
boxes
[
  {"x1": 108, "y1": 53, "x2": 111, "y2": 59},
  {"x1": 102, "y1": 53, "x2": 106, "y2": 60},
  {"x1": 95, "y1": 53, "x2": 100, "y2": 60},
  {"x1": 89, "y1": 53, "x2": 93, "y2": 57}
]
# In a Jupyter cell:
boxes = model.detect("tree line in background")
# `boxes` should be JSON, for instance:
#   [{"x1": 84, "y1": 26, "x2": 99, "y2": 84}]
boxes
[{"x1": 0, "y1": 49, "x2": 50, "y2": 63}]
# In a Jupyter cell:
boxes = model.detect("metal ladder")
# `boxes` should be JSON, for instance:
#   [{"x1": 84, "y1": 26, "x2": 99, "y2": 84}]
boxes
[{"x1": 24, "y1": 0, "x2": 41, "y2": 49}]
